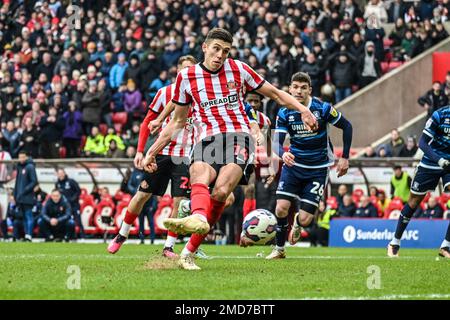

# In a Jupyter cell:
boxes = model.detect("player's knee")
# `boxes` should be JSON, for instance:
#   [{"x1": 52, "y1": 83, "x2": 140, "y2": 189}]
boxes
[
  {"x1": 275, "y1": 203, "x2": 290, "y2": 218},
  {"x1": 211, "y1": 187, "x2": 229, "y2": 202},
  {"x1": 300, "y1": 212, "x2": 314, "y2": 227},
  {"x1": 131, "y1": 192, "x2": 151, "y2": 207},
  {"x1": 408, "y1": 195, "x2": 422, "y2": 209}
]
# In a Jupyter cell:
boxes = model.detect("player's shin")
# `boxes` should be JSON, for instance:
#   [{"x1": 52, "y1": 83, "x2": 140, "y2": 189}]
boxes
[
  {"x1": 391, "y1": 204, "x2": 416, "y2": 245},
  {"x1": 119, "y1": 209, "x2": 139, "y2": 237},
  {"x1": 190, "y1": 183, "x2": 211, "y2": 221},
  {"x1": 275, "y1": 216, "x2": 288, "y2": 250}
]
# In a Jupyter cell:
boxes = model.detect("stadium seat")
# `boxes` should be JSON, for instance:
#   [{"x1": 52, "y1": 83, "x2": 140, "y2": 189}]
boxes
[
  {"x1": 59, "y1": 146, "x2": 66, "y2": 158},
  {"x1": 112, "y1": 112, "x2": 128, "y2": 125},
  {"x1": 80, "y1": 135, "x2": 87, "y2": 150},
  {"x1": 383, "y1": 38, "x2": 394, "y2": 48},
  {"x1": 388, "y1": 61, "x2": 403, "y2": 73},
  {"x1": 420, "y1": 192, "x2": 431, "y2": 210},
  {"x1": 113, "y1": 190, "x2": 124, "y2": 202},
  {"x1": 384, "y1": 198, "x2": 404, "y2": 219},
  {"x1": 439, "y1": 194, "x2": 450, "y2": 209},
  {"x1": 381, "y1": 62, "x2": 389, "y2": 74},
  {"x1": 326, "y1": 196, "x2": 338, "y2": 210}
]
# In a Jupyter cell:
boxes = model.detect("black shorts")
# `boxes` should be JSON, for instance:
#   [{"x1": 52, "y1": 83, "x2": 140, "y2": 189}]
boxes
[
  {"x1": 139, "y1": 155, "x2": 190, "y2": 197},
  {"x1": 191, "y1": 132, "x2": 255, "y2": 185}
]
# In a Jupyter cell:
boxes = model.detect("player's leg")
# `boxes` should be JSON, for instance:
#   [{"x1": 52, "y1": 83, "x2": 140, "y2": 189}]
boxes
[
  {"x1": 179, "y1": 163, "x2": 243, "y2": 269},
  {"x1": 289, "y1": 170, "x2": 327, "y2": 245},
  {"x1": 438, "y1": 175, "x2": 450, "y2": 258},
  {"x1": 388, "y1": 166, "x2": 440, "y2": 257},
  {"x1": 266, "y1": 165, "x2": 300, "y2": 259},
  {"x1": 108, "y1": 156, "x2": 171, "y2": 254},
  {"x1": 163, "y1": 161, "x2": 216, "y2": 236}
]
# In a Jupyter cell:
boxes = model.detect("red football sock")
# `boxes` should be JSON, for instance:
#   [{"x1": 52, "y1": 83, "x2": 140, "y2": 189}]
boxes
[
  {"x1": 124, "y1": 209, "x2": 139, "y2": 225},
  {"x1": 243, "y1": 199, "x2": 256, "y2": 218},
  {"x1": 186, "y1": 198, "x2": 226, "y2": 253},
  {"x1": 167, "y1": 231, "x2": 178, "y2": 238},
  {"x1": 190, "y1": 183, "x2": 211, "y2": 219}
]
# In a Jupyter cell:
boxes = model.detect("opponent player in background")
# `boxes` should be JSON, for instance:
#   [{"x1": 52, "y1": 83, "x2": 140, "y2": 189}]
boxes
[
  {"x1": 266, "y1": 72, "x2": 353, "y2": 259},
  {"x1": 143, "y1": 28, "x2": 318, "y2": 270},
  {"x1": 388, "y1": 106, "x2": 450, "y2": 258},
  {"x1": 107, "y1": 56, "x2": 197, "y2": 258}
]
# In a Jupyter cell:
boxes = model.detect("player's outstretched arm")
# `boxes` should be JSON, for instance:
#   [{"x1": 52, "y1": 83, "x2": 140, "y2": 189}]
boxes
[
  {"x1": 333, "y1": 115, "x2": 353, "y2": 177},
  {"x1": 143, "y1": 103, "x2": 190, "y2": 172},
  {"x1": 149, "y1": 101, "x2": 176, "y2": 135},
  {"x1": 256, "y1": 82, "x2": 318, "y2": 131}
]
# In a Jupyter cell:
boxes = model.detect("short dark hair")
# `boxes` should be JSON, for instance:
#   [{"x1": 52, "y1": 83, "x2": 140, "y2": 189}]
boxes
[
  {"x1": 393, "y1": 165, "x2": 402, "y2": 171},
  {"x1": 18, "y1": 150, "x2": 29, "y2": 156},
  {"x1": 178, "y1": 55, "x2": 197, "y2": 66},
  {"x1": 291, "y1": 72, "x2": 312, "y2": 87},
  {"x1": 205, "y1": 28, "x2": 233, "y2": 44},
  {"x1": 245, "y1": 91, "x2": 264, "y2": 100}
]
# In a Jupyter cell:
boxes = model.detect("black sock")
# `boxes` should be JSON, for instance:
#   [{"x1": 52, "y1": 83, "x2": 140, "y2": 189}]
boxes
[
  {"x1": 276, "y1": 217, "x2": 288, "y2": 248},
  {"x1": 445, "y1": 221, "x2": 450, "y2": 242},
  {"x1": 394, "y1": 204, "x2": 415, "y2": 240}
]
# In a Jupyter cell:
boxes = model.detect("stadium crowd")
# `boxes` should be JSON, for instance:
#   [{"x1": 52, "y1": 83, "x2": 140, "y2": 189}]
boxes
[{"x1": 0, "y1": 0, "x2": 449, "y2": 160}]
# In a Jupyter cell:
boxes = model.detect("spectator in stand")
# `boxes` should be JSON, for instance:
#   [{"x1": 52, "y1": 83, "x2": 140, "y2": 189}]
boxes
[
  {"x1": 431, "y1": 22, "x2": 449, "y2": 45},
  {"x1": 18, "y1": 117, "x2": 39, "y2": 158},
  {"x1": 123, "y1": 79, "x2": 142, "y2": 130},
  {"x1": 38, "y1": 189, "x2": 75, "y2": 242},
  {"x1": 55, "y1": 169, "x2": 84, "y2": 239},
  {"x1": 81, "y1": 81, "x2": 103, "y2": 135},
  {"x1": 337, "y1": 184, "x2": 349, "y2": 207},
  {"x1": 354, "y1": 195, "x2": 379, "y2": 218},
  {"x1": 104, "y1": 127, "x2": 125, "y2": 155},
  {"x1": 388, "y1": 0, "x2": 408, "y2": 23},
  {"x1": 326, "y1": 50, "x2": 357, "y2": 103},
  {"x1": 84, "y1": 126, "x2": 106, "y2": 157},
  {"x1": 377, "y1": 189, "x2": 391, "y2": 213},
  {"x1": 418, "y1": 81, "x2": 449, "y2": 117},
  {"x1": 385, "y1": 128, "x2": 405, "y2": 157},
  {"x1": 300, "y1": 53, "x2": 323, "y2": 97},
  {"x1": 62, "y1": 102, "x2": 83, "y2": 158},
  {"x1": 148, "y1": 70, "x2": 170, "y2": 101},
  {"x1": 390, "y1": 165, "x2": 411, "y2": 203},
  {"x1": 13, "y1": 151, "x2": 37, "y2": 241},
  {"x1": 442, "y1": 71, "x2": 450, "y2": 101},
  {"x1": 362, "y1": 145, "x2": 377, "y2": 158},
  {"x1": 337, "y1": 194, "x2": 357, "y2": 217},
  {"x1": 251, "y1": 37, "x2": 270, "y2": 65},
  {"x1": 412, "y1": 28, "x2": 434, "y2": 57},
  {"x1": 39, "y1": 107, "x2": 64, "y2": 159},
  {"x1": 399, "y1": 135, "x2": 418, "y2": 157},
  {"x1": 420, "y1": 197, "x2": 444, "y2": 219},
  {"x1": 364, "y1": 0, "x2": 388, "y2": 24},
  {"x1": 124, "y1": 54, "x2": 141, "y2": 86},
  {"x1": 389, "y1": 17, "x2": 408, "y2": 49},
  {"x1": 106, "y1": 140, "x2": 125, "y2": 158},
  {"x1": 2, "y1": 121, "x2": 21, "y2": 157},
  {"x1": 358, "y1": 41, "x2": 382, "y2": 88},
  {"x1": 109, "y1": 53, "x2": 128, "y2": 91}
]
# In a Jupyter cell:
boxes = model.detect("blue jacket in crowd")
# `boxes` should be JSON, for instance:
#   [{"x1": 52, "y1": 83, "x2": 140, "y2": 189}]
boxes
[
  {"x1": 13, "y1": 158, "x2": 38, "y2": 206},
  {"x1": 109, "y1": 61, "x2": 129, "y2": 89},
  {"x1": 55, "y1": 176, "x2": 81, "y2": 208},
  {"x1": 41, "y1": 196, "x2": 72, "y2": 224}
]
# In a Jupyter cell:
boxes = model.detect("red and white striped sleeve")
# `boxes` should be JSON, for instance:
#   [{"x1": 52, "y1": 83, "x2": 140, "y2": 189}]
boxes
[
  {"x1": 239, "y1": 61, "x2": 265, "y2": 92},
  {"x1": 172, "y1": 69, "x2": 192, "y2": 106},
  {"x1": 149, "y1": 87, "x2": 165, "y2": 113}
]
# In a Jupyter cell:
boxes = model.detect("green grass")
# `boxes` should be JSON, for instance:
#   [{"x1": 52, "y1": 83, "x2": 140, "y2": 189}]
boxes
[{"x1": 0, "y1": 243, "x2": 448, "y2": 300}]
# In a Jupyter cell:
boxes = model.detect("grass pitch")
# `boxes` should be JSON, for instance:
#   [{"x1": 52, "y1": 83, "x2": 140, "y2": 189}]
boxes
[{"x1": 0, "y1": 243, "x2": 448, "y2": 300}]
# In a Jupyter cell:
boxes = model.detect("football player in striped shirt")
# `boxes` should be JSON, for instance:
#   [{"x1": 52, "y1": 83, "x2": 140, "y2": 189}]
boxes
[
  {"x1": 107, "y1": 56, "x2": 198, "y2": 257},
  {"x1": 143, "y1": 28, "x2": 318, "y2": 270}
]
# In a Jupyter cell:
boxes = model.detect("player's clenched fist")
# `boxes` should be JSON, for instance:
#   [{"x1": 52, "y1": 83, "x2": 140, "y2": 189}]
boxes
[
  {"x1": 143, "y1": 155, "x2": 158, "y2": 173},
  {"x1": 282, "y1": 152, "x2": 295, "y2": 167},
  {"x1": 301, "y1": 110, "x2": 318, "y2": 131}
]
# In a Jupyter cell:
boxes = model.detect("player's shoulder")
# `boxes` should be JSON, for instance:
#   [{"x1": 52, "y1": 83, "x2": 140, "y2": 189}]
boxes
[
  {"x1": 311, "y1": 97, "x2": 331, "y2": 110},
  {"x1": 435, "y1": 105, "x2": 450, "y2": 119}
]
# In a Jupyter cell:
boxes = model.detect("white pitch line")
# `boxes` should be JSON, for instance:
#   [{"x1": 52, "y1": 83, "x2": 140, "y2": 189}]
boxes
[{"x1": 295, "y1": 293, "x2": 450, "y2": 300}]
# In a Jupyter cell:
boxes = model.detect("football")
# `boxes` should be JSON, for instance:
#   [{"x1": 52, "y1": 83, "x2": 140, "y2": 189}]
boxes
[{"x1": 241, "y1": 209, "x2": 277, "y2": 245}]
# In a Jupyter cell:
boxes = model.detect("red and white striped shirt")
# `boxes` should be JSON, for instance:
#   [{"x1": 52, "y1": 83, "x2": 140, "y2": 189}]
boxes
[
  {"x1": 172, "y1": 59, "x2": 265, "y2": 142},
  {"x1": 149, "y1": 84, "x2": 195, "y2": 157},
  {"x1": 256, "y1": 110, "x2": 271, "y2": 130}
]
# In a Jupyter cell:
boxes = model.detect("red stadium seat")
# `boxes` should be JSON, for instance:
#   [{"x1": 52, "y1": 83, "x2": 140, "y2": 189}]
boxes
[
  {"x1": 383, "y1": 38, "x2": 394, "y2": 48},
  {"x1": 59, "y1": 146, "x2": 66, "y2": 158},
  {"x1": 420, "y1": 192, "x2": 431, "y2": 210},
  {"x1": 381, "y1": 62, "x2": 389, "y2": 74},
  {"x1": 439, "y1": 193, "x2": 450, "y2": 209},
  {"x1": 384, "y1": 198, "x2": 404, "y2": 219},
  {"x1": 326, "y1": 196, "x2": 338, "y2": 210},
  {"x1": 112, "y1": 112, "x2": 128, "y2": 125},
  {"x1": 388, "y1": 61, "x2": 403, "y2": 73}
]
